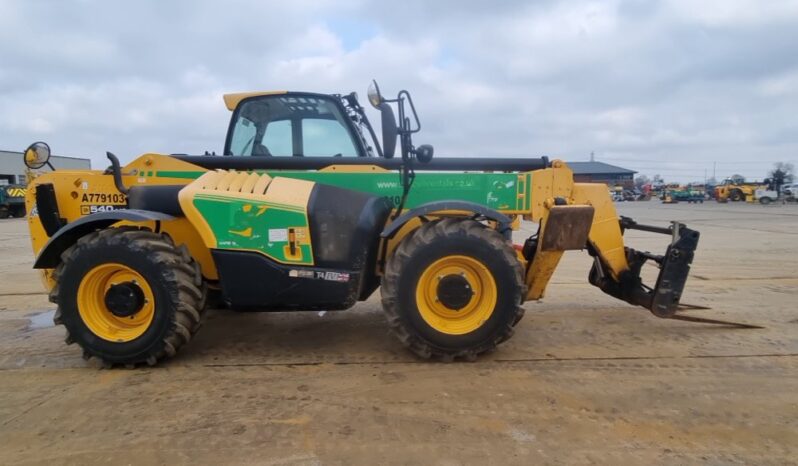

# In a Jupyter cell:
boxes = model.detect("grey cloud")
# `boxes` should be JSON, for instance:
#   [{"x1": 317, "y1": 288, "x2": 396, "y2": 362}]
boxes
[{"x1": 0, "y1": 0, "x2": 796, "y2": 182}]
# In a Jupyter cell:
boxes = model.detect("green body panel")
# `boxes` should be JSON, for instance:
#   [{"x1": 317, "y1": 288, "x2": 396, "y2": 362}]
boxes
[
  {"x1": 268, "y1": 171, "x2": 529, "y2": 211},
  {"x1": 154, "y1": 170, "x2": 197, "y2": 179},
  {"x1": 193, "y1": 194, "x2": 314, "y2": 265},
  {"x1": 155, "y1": 169, "x2": 531, "y2": 212},
  {"x1": 159, "y1": 164, "x2": 531, "y2": 262}
]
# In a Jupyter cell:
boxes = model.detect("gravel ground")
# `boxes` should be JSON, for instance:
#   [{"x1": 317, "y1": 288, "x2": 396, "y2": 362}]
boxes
[{"x1": 0, "y1": 201, "x2": 796, "y2": 465}]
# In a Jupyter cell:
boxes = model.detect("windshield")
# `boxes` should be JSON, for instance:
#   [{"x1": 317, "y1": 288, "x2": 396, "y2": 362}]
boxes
[{"x1": 226, "y1": 94, "x2": 361, "y2": 157}]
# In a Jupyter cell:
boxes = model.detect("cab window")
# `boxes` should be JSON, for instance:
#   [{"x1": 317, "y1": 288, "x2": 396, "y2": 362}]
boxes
[
  {"x1": 226, "y1": 94, "x2": 360, "y2": 157},
  {"x1": 261, "y1": 120, "x2": 293, "y2": 156},
  {"x1": 229, "y1": 116, "x2": 256, "y2": 156},
  {"x1": 302, "y1": 118, "x2": 358, "y2": 157}
]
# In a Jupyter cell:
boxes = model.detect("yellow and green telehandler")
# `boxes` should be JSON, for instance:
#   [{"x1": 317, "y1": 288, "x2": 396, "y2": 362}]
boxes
[{"x1": 23, "y1": 81, "x2": 715, "y2": 366}]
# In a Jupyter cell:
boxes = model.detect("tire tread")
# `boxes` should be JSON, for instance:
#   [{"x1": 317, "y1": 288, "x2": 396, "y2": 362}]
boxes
[
  {"x1": 381, "y1": 219, "x2": 526, "y2": 361},
  {"x1": 52, "y1": 227, "x2": 206, "y2": 366}
]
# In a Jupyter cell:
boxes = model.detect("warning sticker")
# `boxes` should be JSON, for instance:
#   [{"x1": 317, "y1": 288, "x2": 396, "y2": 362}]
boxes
[
  {"x1": 268, "y1": 228, "x2": 288, "y2": 242},
  {"x1": 288, "y1": 269, "x2": 350, "y2": 282},
  {"x1": 315, "y1": 271, "x2": 350, "y2": 282}
]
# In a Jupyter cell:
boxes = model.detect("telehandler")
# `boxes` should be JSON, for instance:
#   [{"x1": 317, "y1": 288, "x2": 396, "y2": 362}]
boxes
[
  {"x1": 714, "y1": 178, "x2": 766, "y2": 202},
  {"x1": 23, "y1": 81, "x2": 711, "y2": 366}
]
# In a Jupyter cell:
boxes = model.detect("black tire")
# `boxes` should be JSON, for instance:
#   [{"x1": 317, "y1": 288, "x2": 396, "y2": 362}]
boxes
[
  {"x1": 11, "y1": 205, "x2": 26, "y2": 218},
  {"x1": 381, "y1": 218, "x2": 526, "y2": 361},
  {"x1": 0, "y1": 206, "x2": 9, "y2": 219},
  {"x1": 730, "y1": 190, "x2": 743, "y2": 202},
  {"x1": 174, "y1": 243, "x2": 209, "y2": 333},
  {"x1": 759, "y1": 197, "x2": 772, "y2": 205},
  {"x1": 50, "y1": 228, "x2": 205, "y2": 366}
]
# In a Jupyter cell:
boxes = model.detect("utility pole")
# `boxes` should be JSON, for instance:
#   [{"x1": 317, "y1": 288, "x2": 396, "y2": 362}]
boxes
[
  {"x1": 590, "y1": 151, "x2": 595, "y2": 162},
  {"x1": 713, "y1": 161, "x2": 716, "y2": 180}
]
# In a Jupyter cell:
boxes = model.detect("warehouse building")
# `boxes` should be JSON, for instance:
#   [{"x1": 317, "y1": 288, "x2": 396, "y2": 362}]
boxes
[
  {"x1": 0, "y1": 149, "x2": 91, "y2": 185},
  {"x1": 568, "y1": 161, "x2": 637, "y2": 187}
]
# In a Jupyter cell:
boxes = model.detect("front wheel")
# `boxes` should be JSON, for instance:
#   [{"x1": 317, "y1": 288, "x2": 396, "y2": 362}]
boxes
[
  {"x1": 51, "y1": 228, "x2": 205, "y2": 366},
  {"x1": 381, "y1": 219, "x2": 526, "y2": 361}
]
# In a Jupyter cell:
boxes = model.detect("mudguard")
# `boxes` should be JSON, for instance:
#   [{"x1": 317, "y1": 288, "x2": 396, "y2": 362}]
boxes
[
  {"x1": 33, "y1": 210, "x2": 175, "y2": 269},
  {"x1": 381, "y1": 200, "x2": 514, "y2": 240}
]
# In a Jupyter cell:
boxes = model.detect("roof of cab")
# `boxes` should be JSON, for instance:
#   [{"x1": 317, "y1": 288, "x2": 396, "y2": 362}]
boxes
[{"x1": 222, "y1": 91, "x2": 288, "y2": 111}]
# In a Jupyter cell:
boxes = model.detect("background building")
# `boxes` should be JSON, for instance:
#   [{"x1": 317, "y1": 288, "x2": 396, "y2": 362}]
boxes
[
  {"x1": 568, "y1": 161, "x2": 637, "y2": 188},
  {"x1": 0, "y1": 149, "x2": 91, "y2": 185}
]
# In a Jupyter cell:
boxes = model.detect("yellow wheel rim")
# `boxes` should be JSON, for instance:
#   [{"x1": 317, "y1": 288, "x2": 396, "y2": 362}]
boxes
[
  {"x1": 77, "y1": 263, "x2": 155, "y2": 342},
  {"x1": 415, "y1": 255, "x2": 498, "y2": 335}
]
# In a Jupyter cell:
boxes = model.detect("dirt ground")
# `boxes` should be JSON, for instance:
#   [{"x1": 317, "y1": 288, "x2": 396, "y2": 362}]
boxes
[{"x1": 0, "y1": 201, "x2": 797, "y2": 465}]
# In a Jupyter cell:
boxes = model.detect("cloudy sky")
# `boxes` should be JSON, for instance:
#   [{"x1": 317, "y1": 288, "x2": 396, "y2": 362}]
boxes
[{"x1": 1, "y1": 0, "x2": 797, "y2": 182}]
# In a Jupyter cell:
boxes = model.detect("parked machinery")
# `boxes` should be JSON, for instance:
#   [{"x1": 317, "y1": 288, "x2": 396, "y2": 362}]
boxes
[
  {"x1": 0, "y1": 185, "x2": 26, "y2": 218},
  {"x1": 715, "y1": 178, "x2": 766, "y2": 202}
]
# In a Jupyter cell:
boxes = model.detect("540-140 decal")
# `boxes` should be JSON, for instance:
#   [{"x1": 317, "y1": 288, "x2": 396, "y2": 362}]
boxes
[{"x1": 80, "y1": 204, "x2": 126, "y2": 215}]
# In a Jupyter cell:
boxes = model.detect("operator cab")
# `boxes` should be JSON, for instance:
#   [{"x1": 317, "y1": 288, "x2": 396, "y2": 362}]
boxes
[
  {"x1": 224, "y1": 93, "x2": 367, "y2": 158},
  {"x1": 222, "y1": 81, "x2": 431, "y2": 164}
]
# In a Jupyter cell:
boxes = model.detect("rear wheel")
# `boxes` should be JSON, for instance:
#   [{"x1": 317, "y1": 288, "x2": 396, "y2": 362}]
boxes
[
  {"x1": 759, "y1": 197, "x2": 772, "y2": 205},
  {"x1": 730, "y1": 190, "x2": 743, "y2": 202},
  {"x1": 381, "y1": 219, "x2": 526, "y2": 361},
  {"x1": 51, "y1": 228, "x2": 205, "y2": 366},
  {"x1": 0, "y1": 206, "x2": 8, "y2": 219}
]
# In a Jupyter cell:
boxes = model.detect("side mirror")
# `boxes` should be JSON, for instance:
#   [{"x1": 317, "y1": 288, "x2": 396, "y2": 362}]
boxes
[
  {"x1": 378, "y1": 102, "x2": 397, "y2": 159},
  {"x1": 24, "y1": 142, "x2": 51, "y2": 169},
  {"x1": 415, "y1": 144, "x2": 434, "y2": 164}
]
